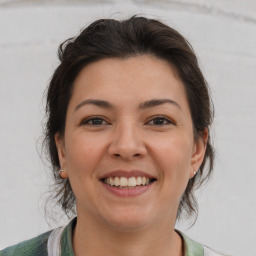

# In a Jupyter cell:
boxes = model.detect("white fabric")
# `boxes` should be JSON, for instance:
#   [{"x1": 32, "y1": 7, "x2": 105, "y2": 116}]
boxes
[
  {"x1": 47, "y1": 227, "x2": 65, "y2": 256},
  {"x1": 203, "y1": 245, "x2": 229, "y2": 256}
]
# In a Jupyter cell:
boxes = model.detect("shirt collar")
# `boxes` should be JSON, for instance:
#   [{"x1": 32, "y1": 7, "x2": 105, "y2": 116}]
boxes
[
  {"x1": 60, "y1": 217, "x2": 76, "y2": 256},
  {"x1": 176, "y1": 230, "x2": 204, "y2": 256}
]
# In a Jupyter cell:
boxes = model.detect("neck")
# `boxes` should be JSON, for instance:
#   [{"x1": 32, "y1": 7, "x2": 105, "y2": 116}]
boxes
[{"x1": 72, "y1": 213, "x2": 183, "y2": 256}]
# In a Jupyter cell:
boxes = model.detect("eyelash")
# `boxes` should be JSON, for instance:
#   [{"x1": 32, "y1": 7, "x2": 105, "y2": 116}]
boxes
[
  {"x1": 146, "y1": 115, "x2": 175, "y2": 126},
  {"x1": 80, "y1": 115, "x2": 174, "y2": 126},
  {"x1": 80, "y1": 116, "x2": 109, "y2": 126}
]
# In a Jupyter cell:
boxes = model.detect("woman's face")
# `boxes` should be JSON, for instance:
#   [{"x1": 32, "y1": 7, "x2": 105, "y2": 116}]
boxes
[{"x1": 56, "y1": 55, "x2": 206, "y2": 230}]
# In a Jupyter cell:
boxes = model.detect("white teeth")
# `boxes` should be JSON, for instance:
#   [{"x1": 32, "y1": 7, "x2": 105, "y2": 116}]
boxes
[
  {"x1": 128, "y1": 177, "x2": 137, "y2": 187},
  {"x1": 104, "y1": 176, "x2": 152, "y2": 187},
  {"x1": 110, "y1": 177, "x2": 114, "y2": 186},
  {"x1": 136, "y1": 177, "x2": 142, "y2": 185},
  {"x1": 120, "y1": 177, "x2": 128, "y2": 186},
  {"x1": 114, "y1": 177, "x2": 120, "y2": 186}
]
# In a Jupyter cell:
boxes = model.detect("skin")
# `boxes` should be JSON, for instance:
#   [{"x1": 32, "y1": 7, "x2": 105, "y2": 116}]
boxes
[{"x1": 55, "y1": 55, "x2": 207, "y2": 256}]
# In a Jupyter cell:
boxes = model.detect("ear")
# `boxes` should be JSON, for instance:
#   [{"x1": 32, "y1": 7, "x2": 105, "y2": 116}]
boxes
[
  {"x1": 55, "y1": 133, "x2": 68, "y2": 179},
  {"x1": 190, "y1": 129, "x2": 208, "y2": 179}
]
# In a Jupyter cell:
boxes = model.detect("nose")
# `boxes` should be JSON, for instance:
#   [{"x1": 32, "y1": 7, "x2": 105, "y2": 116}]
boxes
[{"x1": 108, "y1": 123, "x2": 147, "y2": 161}]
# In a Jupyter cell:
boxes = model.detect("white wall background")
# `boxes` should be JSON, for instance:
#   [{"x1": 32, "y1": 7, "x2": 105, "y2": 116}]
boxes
[{"x1": 0, "y1": 1, "x2": 256, "y2": 255}]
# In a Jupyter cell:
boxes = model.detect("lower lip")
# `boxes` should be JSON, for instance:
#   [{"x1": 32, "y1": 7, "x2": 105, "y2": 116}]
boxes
[{"x1": 101, "y1": 182, "x2": 154, "y2": 197}]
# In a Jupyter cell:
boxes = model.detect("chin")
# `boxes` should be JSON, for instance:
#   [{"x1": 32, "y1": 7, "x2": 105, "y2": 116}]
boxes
[{"x1": 103, "y1": 208, "x2": 152, "y2": 231}]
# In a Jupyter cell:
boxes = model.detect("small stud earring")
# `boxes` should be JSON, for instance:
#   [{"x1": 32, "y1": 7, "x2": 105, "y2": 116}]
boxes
[{"x1": 59, "y1": 169, "x2": 65, "y2": 179}]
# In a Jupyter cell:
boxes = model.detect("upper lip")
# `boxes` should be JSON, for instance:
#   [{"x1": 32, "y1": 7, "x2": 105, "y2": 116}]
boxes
[{"x1": 99, "y1": 170, "x2": 157, "y2": 180}]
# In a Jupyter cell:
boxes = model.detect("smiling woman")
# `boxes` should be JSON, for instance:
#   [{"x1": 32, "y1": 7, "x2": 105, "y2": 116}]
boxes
[{"x1": 0, "y1": 16, "x2": 229, "y2": 256}]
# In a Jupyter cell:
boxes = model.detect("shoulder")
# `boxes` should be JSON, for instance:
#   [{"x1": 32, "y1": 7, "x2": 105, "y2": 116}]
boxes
[
  {"x1": 0, "y1": 218, "x2": 76, "y2": 256},
  {"x1": 0, "y1": 230, "x2": 52, "y2": 256},
  {"x1": 176, "y1": 230, "x2": 231, "y2": 256}
]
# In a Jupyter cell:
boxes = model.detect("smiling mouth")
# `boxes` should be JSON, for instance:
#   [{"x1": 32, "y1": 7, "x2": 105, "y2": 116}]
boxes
[{"x1": 101, "y1": 176, "x2": 157, "y2": 189}]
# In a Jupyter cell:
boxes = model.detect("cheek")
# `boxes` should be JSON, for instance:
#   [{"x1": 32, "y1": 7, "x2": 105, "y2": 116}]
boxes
[
  {"x1": 63, "y1": 134, "x2": 106, "y2": 207},
  {"x1": 150, "y1": 135, "x2": 193, "y2": 192},
  {"x1": 65, "y1": 133, "x2": 105, "y2": 178},
  {"x1": 153, "y1": 134, "x2": 192, "y2": 169}
]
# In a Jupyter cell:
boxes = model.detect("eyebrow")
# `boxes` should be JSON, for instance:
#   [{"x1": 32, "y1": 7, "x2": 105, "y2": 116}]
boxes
[
  {"x1": 74, "y1": 98, "x2": 181, "y2": 111},
  {"x1": 75, "y1": 99, "x2": 114, "y2": 111},
  {"x1": 139, "y1": 99, "x2": 181, "y2": 110}
]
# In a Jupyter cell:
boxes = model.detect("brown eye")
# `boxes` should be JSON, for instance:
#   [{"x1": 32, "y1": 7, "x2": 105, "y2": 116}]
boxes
[{"x1": 147, "y1": 116, "x2": 174, "y2": 126}]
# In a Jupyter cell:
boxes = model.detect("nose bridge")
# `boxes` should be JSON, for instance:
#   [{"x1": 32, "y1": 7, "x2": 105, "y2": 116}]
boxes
[{"x1": 108, "y1": 119, "x2": 146, "y2": 160}]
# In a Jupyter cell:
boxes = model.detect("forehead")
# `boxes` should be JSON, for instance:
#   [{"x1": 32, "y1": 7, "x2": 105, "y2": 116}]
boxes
[{"x1": 69, "y1": 55, "x2": 189, "y2": 110}]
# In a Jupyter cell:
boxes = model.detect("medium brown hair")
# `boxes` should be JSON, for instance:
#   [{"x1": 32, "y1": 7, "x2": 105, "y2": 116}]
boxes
[{"x1": 44, "y1": 16, "x2": 214, "y2": 221}]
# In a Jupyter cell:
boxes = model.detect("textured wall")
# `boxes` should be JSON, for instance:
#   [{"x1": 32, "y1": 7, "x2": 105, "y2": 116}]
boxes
[{"x1": 0, "y1": 1, "x2": 255, "y2": 255}]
